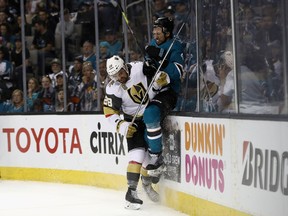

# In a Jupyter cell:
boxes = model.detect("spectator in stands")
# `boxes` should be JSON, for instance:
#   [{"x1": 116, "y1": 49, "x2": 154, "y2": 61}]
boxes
[
  {"x1": 128, "y1": 48, "x2": 143, "y2": 62},
  {"x1": 0, "y1": 42, "x2": 9, "y2": 60},
  {"x1": 163, "y1": 4, "x2": 175, "y2": 20},
  {"x1": 199, "y1": 60, "x2": 220, "y2": 112},
  {"x1": 47, "y1": 0, "x2": 60, "y2": 13},
  {"x1": 54, "y1": 8, "x2": 75, "y2": 61},
  {"x1": 213, "y1": 7, "x2": 233, "y2": 53},
  {"x1": 14, "y1": 15, "x2": 32, "y2": 36},
  {"x1": 31, "y1": 98, "x2": 43, "y2": 112},
  {"x1": 266, "y1": 41, "x2": 283, "y2": 102},
  {"x1": 32, "y1": 7, "x2": 58, "y2": 35},
  {"x1": 152, "y1": 0, "x2": 167, "y2": 17},
  {"x1": 239, "y1": 6, "x2": 258, "y2": 46},
  {"x1": 30, "y1": 19, "x2": 56, "y2": 76},
  {"x1": 0, "y1": 46, "x2": 13, "y2": 96},
  {"x1": 48, "y1": 58, "x2": 64, "y2": 88},
  {"x1": 98, "y1": 59, "x2": 109, "y2": 110},
  {"x1": 0, "y1": 23, "x2": 15, "y2": 50},
  {"x1": 6, "y1": 89, "x2": 24, "y2": 113},
  {"x1": 54, "y1": 73, "x2": 65, "y2": 93},
  {"x1": 54, "y1": 73, "x2": 72, "y2": 108},
  {"x1": 55, "y1": 88, "x2": 72, "y2": 112},
  {"x1": 172, "y1": 0, "x2": 190, "y2": 40},
  {"x1": 99, "y1": 41, "x2": 111, "y2": 60},
  {"x1": 10, "y1": 36, "x2": 32, "y2": 90},
  {"x1": 38, "y1": 75, "x2": 55, "y2": 112},
  {"x1": 240, "y1": 50, "x2": 270, "y2": 104},
  {"x1": 254, "y1": 14, "x2": 282, "y2": 54},
  {"x1": 68, "y1": 56, "x2": 83, "y2": 111},
  {"x1": 0, "y1": 8, "x2": 17, "y2": 34},
  {"x1": 98, "y1": 0, "x2": 121, "y2": 35},
  {"x1": 104, "y1": 29, "x2": 122, "y2": 56},
  {"x1": 2, "y1": 0, "x2": 19, "y2": 17},
  {"x1": 216, "y1": 51, "x2": 235, "y2": 113},
  {"x1": 80, "y1": 40, "x2": 96, "y2": 70},
  {"x1": 24, "y1": 0, "x2": 41, "y2": 23},
  {"x1": 68, "y1": 56, "x2": 83, "y2": 90},
  {"x1": 125, "y1": 29, "x2": 145, "y2": 56},
  {"x1": 0, "y1": 85, "x2": 9, "y2": 112},
  {"x1": 75, "y1": 1, "x2": 95, "y2": 43},
  {"x1": 78, "y1": 61, "x2": 97, "y2": 111},
  {"x1": 26, "y1": 77, "x2": 40, "y2": 112}
]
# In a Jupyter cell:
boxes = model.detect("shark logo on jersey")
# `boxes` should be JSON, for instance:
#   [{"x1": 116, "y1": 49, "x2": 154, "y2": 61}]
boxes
[{"x1": 128, "y1": 82, "x2": 148, "y2": 104}]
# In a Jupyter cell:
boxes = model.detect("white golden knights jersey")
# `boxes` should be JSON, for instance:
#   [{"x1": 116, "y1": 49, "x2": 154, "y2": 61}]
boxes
[{"x1": 103, "y1": 61, "x2": 149, "y2": 123}]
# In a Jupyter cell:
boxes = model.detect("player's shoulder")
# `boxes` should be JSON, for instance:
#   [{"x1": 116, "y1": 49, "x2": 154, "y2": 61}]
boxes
[
  {"x1": 129, "y1": 61, "x2": 143, "y2": 67},
  {"x1": 129, "y1": 61, "x2": 144, "y2": 74},
  {"x1": 106, "y1": 80, "x2": 121, "y2": 94}
]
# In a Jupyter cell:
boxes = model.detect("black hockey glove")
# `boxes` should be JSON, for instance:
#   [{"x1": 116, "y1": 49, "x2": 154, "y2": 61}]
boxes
[
  {"x1": 143, "y1": 60, "x2": 157, "y2": 78},
  {"x1": 145, "y1": 45, "x2": 165, "y2": 61}
]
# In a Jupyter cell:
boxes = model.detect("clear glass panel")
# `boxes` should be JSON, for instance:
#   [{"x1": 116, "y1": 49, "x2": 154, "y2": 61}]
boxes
[
  {"x1": 235, "y1": 0, "x2": 285, "y2": 114},
  {"x1": 2, "y1": 0, "x2": 287, "y2": 115},
  {"x1": 168, "y1": 0, "x2": 197, "y2": 112},
  {"x1": 195, "y1": 0, "x2": 236, "y2": 113}
]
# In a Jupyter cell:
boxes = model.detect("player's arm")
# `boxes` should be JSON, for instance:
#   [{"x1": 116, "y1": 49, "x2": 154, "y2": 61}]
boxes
[
  {"x1": 103, "y1": 93, "x2": 121, "y2": 123},
  {"x1": 103, "y1": 94, "x2": 136, "y2": 138},
  {"x1": 161, "y1": 44, "x2": 184, "y2": 81}
]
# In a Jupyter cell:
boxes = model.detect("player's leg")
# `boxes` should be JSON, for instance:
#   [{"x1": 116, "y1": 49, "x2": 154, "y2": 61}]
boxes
[
  {"x1": 125, "y1": 148, "x2": 146, "y2": 210},
  {"x1": 143, "y1": 103, "x2": 163, "y2": 166},
  {"x1": 141, "y1": 168, "x2": 160, "y2": 202},
  {"x1": 124, "y1": 119, "x2": 148, "y2": 210}
]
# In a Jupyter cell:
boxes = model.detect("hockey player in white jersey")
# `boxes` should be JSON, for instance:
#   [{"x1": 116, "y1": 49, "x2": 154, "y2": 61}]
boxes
[{"x1": 103, "y1": 55, "x2": 170, "y2": 210}]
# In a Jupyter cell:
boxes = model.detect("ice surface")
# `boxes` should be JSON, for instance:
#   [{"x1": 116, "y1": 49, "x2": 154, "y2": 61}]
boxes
[{"x1": 0, "y1": 180, "x2": 188, "y2": 216}]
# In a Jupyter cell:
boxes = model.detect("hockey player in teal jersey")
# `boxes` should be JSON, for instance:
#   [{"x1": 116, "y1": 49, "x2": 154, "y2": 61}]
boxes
[{"x1": 142, "y1": 17, "x2": 185, "y2": 176}]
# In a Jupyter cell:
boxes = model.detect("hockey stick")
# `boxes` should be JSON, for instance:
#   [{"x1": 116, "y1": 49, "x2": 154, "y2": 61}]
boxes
[
  {"x1": 131, "y1": 20, "x2": 187, "y2": 125},
  {"x1": 110, "y1": 0, "x2": 144, "y2": 55}
]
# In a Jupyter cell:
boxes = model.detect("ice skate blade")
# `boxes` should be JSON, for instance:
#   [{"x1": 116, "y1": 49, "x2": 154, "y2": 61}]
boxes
[{"x1": 124, "y1": 201, "x2": 142, "y2": 210}]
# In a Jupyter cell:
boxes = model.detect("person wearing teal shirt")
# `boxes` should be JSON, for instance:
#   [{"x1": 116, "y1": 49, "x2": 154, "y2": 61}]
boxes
[
  {"x1": 7, "y1": 89, "x2": 24, "y2": 113},
  {"x1": 104, "y1": 29, "x2": 123, "y2": 56}
]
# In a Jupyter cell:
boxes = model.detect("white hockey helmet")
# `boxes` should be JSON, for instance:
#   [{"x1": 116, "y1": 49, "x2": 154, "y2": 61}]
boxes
[{"x1": 106, "y1": 55, "x2": 125, "y2": 79}]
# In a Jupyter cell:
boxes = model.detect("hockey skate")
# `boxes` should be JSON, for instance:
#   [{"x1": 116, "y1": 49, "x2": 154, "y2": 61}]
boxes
[
  {"x1": 146, "y1": 154, "x2": 166, "y2": 178},
  {"x1": 142, "y1": 183, "x2": 160, "y2": 202},
  {"x1": 124, "y1": 188, "x2": 143, "y2": 210}
]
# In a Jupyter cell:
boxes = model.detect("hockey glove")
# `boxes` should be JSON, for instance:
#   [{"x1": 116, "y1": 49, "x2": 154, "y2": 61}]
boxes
[
  {"x1": 143, "y1": 60, "x2": 157, "y2": 78},
  {"x1": 116, "y1": 120, "x2": 137, "y2": 138},
  {"x1": 145, "y1": 45, "x2": 165, "y2": 61},
  {"x1": 148, "y1": 71, "x2": 170, "y2": 99},
  {"x1": 153, "y1": 71, "x2": 170, "y2": 91}
]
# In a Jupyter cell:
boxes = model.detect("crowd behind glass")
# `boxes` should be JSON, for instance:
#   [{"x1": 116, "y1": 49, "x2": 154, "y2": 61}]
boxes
[{"x1": 0, "y1": 0, "x2": 286, "y2": 115}]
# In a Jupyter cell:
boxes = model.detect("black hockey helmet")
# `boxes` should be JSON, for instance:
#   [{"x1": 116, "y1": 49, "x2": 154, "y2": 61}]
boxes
[{"x1": 153, "y1": 17, "x2": 174, "y2": 35}]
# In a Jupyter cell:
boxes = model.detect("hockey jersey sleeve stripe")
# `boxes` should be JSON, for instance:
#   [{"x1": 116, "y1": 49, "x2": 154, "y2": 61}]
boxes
[{"x1": 103, "y1": 106, "x2": 120, "y2": 117}]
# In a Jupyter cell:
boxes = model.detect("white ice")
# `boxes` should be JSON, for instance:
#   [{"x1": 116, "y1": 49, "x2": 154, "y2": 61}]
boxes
[{"x1": 0, "y1": 180, "x2": 188, "y2": 216}]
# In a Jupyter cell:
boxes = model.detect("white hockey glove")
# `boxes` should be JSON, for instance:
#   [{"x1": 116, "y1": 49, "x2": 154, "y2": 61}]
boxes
[
  {"x1": 152, "y1": 71, "x2": 170, "y2": 91},
  {"x1": 116, "y1": 120, "x2": 137, "y2": 138}
]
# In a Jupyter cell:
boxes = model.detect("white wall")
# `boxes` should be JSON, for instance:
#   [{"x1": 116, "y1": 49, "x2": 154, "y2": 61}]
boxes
[{"x1": 0, "y1": 114, "x2": 287, "y2": 216}]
